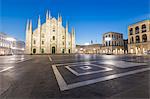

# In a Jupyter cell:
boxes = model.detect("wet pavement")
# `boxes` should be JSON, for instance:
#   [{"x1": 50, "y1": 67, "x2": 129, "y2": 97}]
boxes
[{"x1": 0, "y1": 54, "x2": 150, "y2": 99}]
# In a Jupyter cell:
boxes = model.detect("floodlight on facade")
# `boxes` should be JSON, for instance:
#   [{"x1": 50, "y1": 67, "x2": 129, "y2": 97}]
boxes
[
  {"x1": 105, "y1": 37, "x2": 112, "y2": 41},
  {"x1": 6, "y1": 37, "x2": 16, "y2": 41},
  {"x1": 21, "y1": 48, "x2": 25, "y2": 51},
  {"x1": 80, "y1": 48, "x2": 83, "y2": 50},
  {"x1": 84, "y1": 43, "x2": 90, "y2": 45}
]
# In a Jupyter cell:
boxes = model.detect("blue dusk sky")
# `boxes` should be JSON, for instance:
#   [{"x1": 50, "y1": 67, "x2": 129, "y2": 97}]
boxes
[{"x1": 0, "y1": 0, "x2": 149, "y2": 44}]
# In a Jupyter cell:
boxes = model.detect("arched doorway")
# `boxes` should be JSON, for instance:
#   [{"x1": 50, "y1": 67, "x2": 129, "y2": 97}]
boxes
[
  {"x1": 68, "y1": 49, "x2": 70, "y2": 53},
  {"x1": 52, "y1": 47, "x2": 55, "y2": 54},
  {"x1": 142, "y1": 24, "x2": 146, "y2": 32},
  {"x1": 41, "y1": 49, "x2": 44, "y2": 53},
  {"x1": 130, "y1": 37, "x2": 134, "y2": 43},
  {"x1": 62, "y1": 49, "x2": 65, "y2": 54},
  {"x1": 142, "y1": 34, "x2": 147, "y2": 42},
  {"x1": 33, "y1": 49, "x2": 36, "y2": 54},
  {"x1": 135, "y1": 26, "x2": 139, "y2": 34},
  {"x1": 136, "y1": 35, "x2": 140, "y2": 43}
]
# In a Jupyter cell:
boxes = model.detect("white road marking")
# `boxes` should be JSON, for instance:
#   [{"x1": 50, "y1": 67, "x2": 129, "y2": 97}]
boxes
[
  {"x1": 0, "y1": 66, "x2": 14, "y2": 73},
  {"x1": 54, "y1": 61, "x2": 98, "y2": 66},
  {"x1": 54, "y1": 60, "x2": 147, "y2": 68},
  {"x1": 15, "y1": 58, "x2": 32, "y2": 63},
  {"x1": 65, "y1": 64, "x2": 113, "y2": 76},
  {"x1": 52, "y1": 64, "x2": 150, "y2": 91},
  {"x1": 52, "y1": 65, "x2": 68, "y2": 91},
  {"x1": 65, "y1": 66, "x2": 80, "y2": 76},
  {"x1": 48, "y1": 55, "x2": 52, "y2": 61},
  {"x1": 0, "y1": 58, "x2": 31, "y2": 64},
  {"x1": 98, "y1": 61, "x2": 147, "y2": 68},
  {"x1": 80, "y1": 66, "x2": 92, "y2": 70}
]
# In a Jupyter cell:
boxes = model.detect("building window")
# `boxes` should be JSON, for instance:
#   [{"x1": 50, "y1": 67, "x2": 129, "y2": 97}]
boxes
[
  {"x1": 62, "y1": 42, "x2": 64, "y2": 45},
  {"x1": 141, "y1": 24, "x2": 146, "y2": 33},
  {"x1": 136, "y1": 35, "x2": 140, "y2": 43},
  {"x1": 142, "y1": 34, "x2": 147, "y2": 42},
  {"x1": 34, "y1": 40, "x2": 36, "y2": 44},
  {"x1": 62, "y1": 49, "x2": 64, "y2": 53},
  {"x1": 116, "y1": 35, "x2": 118, "y2": 39},
  {"x1": 108, "y1": 41, "x2": 110, "y2": 46},
  {"x1": 62, "y1": 36, "x2": 64, "y2": 39},
  {"x1": 135, "y1": 26, "x2": 139, "y2": 34},
  {"x1": 130, "y1": 37, "x2": 134, "y2": 44},
  {"x1": 53, "y1": 36, "x2": 55, "y2": 40},
  {"x1": 119, "y1": 41, "x2": 122, "y2": 46},
  {"x1": 53, "y1": 27, "x2": 55, "y2": 32},
  {"x1": 42, "y1": 41, "x2": 44, "y2": 45},
  {"x1": 106, "y1": 42, "x2": 108, "y2": 46},
  {"x1": 129, "y1": 28, "x2": 133, "y2": 35},
  {"x1": 41, "y1": 49, "x2": 44, "y2": 53}
]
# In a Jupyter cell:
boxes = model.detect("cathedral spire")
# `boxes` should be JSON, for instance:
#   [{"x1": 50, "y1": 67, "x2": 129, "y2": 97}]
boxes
[
  {"x1": 26, "y1": 19, "x2": 29, "y2": 32},
  {"x1": 46, "y1": 10, "x2": 49, "y2": 20},
  {"x1": 58, "y1": 13, "x2": 60, "y2": 20},
  {"x1": 66, "y1": 21, "x2": 68, "y2": 30},
  {"x1": 58, "y1": 13, "x2": 62, "y2": 22},
  {"x1": 48, "y1": 10, "x2": 51, "y2": 19},
  {"x1": 29, "y1": 20, "x2": 32, "y2": 31},
  {"x1": 38, "y1": 15, "x2": 41, "y2": 28},
  {"x1": 72, "y1": 27, "x2": 75, "y2": 36}
]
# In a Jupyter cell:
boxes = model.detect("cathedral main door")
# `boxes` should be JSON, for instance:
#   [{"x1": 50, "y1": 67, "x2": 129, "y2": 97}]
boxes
[
  {"x1": 68, "y1": 49, "x2": 70, "y2": 53},
  {"x1": 33, "y1": 49, "x2": 36, "y2": 54},
  {"x1": 52, "y1": 47, "x2": 55, "y2": 54}
]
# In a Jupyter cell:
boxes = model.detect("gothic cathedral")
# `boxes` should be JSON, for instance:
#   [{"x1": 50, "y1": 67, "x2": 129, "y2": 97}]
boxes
[{"x1": 25, "y1": 11, "x2": 76, "y2": 54}]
